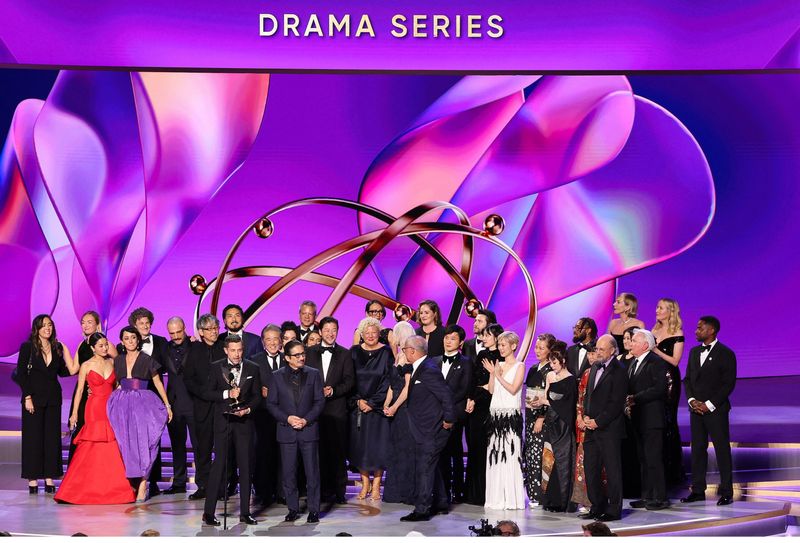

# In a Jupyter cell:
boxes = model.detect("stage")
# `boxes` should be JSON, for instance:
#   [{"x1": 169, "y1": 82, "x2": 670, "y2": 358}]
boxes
[{"x1": 0, "y1": 489, "x2": 791, "y2": 537}]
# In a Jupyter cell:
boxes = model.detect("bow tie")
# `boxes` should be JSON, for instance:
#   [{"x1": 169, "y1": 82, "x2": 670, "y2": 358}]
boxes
[
  {"x1": 596, "y1": 363, "x2": 607, "y2": 371},
  {"x1": 700, "y1": 344, "x2": 712, "y2": 352},
  {"x1": 579, "y1": 344, "x2": 590, "y2": 351},
  {"x1": 141, "y1": 337, "x2": 151, "y2": 344},
  {"x1": 443, "y1": 355, "x2": 458, "y2": 365},
  {"x1": 320, "y1": 346, "x2": 335, "y2": 355},
  {"x1": 476, "y1": 339, "x2": 483, "y2": 345},
  {"x1": 227, "y1": 362, "x2": 241, "y2": 371}
]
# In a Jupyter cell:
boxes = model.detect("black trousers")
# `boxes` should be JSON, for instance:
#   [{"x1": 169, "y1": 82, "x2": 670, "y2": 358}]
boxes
[
  {"x1": 253, "y1": 409, "x2": 281, "y2": 502},
  {"x1": 635, "y1": 426, "x2": 665, "y2": 502},
  {"x1": 318, "y1": 414, "x2": 348, "y2": 500},
  {"x1": 413, "y1": 427, "x2": 450, "y2": 514},
  {"x1": 204, "y1": 421, "x2": 254, "y2": 516},
  {"x1": 438, "y1": 420, "x2": 466, "y2": 501},
  {"x1": 690, "y1": 409, "x2": 733, "y2": 498},
  {"x1": 280, "y1": 440, "x2": 320, "y2": 514},
  {"x1": 193, "y1": 411, "x2": 214, "y2": 490},
  {"x1": 583, "y1": 433, "x2": 623, "y2": 517},
  {"x1": 21, "y1": 403, "x2": 63, "y2": 479},
  {"x1": 166, "y1": 411, "x2": 198, "y2": 489}
]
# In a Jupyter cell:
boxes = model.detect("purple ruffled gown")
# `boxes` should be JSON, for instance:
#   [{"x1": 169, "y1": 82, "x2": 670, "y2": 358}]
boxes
[{"x1": 107, "y1": 352, "x2": 167, "y2": 478}]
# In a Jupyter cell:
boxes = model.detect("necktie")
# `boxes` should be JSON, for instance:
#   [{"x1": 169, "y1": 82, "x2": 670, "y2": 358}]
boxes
[
  {"x1": 141, "y1": 337, "x2": 151, "y2": 344},
  {"x1": 268, "y1": 355, "x2": 279, "y2": 371}
]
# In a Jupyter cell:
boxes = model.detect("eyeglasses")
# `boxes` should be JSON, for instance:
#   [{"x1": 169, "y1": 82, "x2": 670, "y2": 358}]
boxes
[
  {"x1": 287, "y1": 352, "x2": 306, "y2": 359},
  {"x1": 201, "y1": 326, "x2": 219, "y2": 331},
  {"x1": 367, "y1": 310, "x2": 385, "y2": 316}
]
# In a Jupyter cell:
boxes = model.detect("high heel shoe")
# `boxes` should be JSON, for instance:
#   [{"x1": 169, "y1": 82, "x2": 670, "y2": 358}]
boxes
[
  {"x1": 28, "y1": 485, "x2": 38, "y2": 495},
  {"x1": 370, "y1": 485, "x2": 382, "y2": 501},
  {"x1": 44, "y1": 484, "x2": 56, "y2": 494},
  {"x1": 356, "y1": 482, "x2": 371, "y2": 500}
]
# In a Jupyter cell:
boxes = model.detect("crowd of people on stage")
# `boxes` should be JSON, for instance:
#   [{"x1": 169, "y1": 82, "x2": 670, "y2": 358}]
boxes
[{"x1": 14, "y1": 293, "x2": 738, "y2": 526}]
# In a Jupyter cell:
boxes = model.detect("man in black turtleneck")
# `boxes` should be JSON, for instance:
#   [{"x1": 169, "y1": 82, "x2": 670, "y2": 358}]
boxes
[
  {"x1": 567, "y1": 317, "x2": 598, "y2": 377},
  {"x1": 183, "y1": 313, "x2": 225, "y2": 501}
]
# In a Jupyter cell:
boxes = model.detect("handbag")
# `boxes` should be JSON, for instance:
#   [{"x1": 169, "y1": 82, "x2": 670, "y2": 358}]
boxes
[{"x1": 11, "y1": 347, "x2": 33, "y2": 387}]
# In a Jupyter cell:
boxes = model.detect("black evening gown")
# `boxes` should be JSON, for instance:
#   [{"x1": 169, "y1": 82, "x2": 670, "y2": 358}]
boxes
[
  {"x1": 67, "y1": 340, "x2": 94, "y2": 463},
  {"x1": 383, "y1": 363, "x2": 415, "y2": 504},
  {"x1": 617, "y1": 354, "x2": 641, "y2": 498},
  {"x1": 465, "y1": 348, "x2": 500, "y2": 505},
  {"x1": 523, "y1": 362, "x2": 551, "y2": 503},
  {"x1": 611, "y1": 334, "x2": 627, "y2": 355},
  {"x1": 348, "y1": 345, "x2": 392, "y2": 471},
  {"x1": 416, "y1": 326, "x2": 445, "y2": 358},
  {"x1": 542, "y1": 376, "x2": 577, "y2": 511},
  {"x1": 658, "y1": 335, "x2": 686, "y2": 486}
]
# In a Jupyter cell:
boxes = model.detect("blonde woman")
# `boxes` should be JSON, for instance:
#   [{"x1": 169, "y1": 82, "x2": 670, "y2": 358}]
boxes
[
  {"x1": 608, "y1": 293, "x2": 646, "y2": 354},
  {"x1": 651, "y1": 298, "x2": 686, "y2": 486}
]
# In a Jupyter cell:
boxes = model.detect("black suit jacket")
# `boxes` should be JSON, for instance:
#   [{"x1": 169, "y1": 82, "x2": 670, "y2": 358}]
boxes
[
  {"x1": 163, "y1": 341, "x2": 193, "y2": 416},
  {"x1": 628, "y1": 351, "x2": 668, "y2": 430},
  {"x1": 407, "y1": 358, "x2": 456, "y2": 443},
  {"x1": 305, "y1": 343, "x2": 355, "y2": 419},
  {"x1": 684, "y1": 341, "x2": 737, "y2": 413},
  {"x1": 462, "y1": 337, "x2": 482, "y2": 362},
  {"x1": 183, "y1": 340, "x2": 226, "y2": 421},
  {"x1": 250, "y1": 351, "x2": 285, "y2": 393},
  {"x1": 440, "y1": 354, "x2": 473, "y2": 423},
  {"x1": 16, "y1": 341, "x2": 71, "y2": 407},
  {"x1": 567, "y1": 341, "x2": 595, "y2": 377},
  {"x1": 205, "y1": 359, "x2": 262, "y2": 430},
  {"x1": 266, "y1": 366, "x2": 325, "y2": 443},
  {"x1": 219, "y1": 330, "x2": 264, "y2": 359},
  {"x1": 583, "y1": 358, "x2": 628, "y2": 439}
]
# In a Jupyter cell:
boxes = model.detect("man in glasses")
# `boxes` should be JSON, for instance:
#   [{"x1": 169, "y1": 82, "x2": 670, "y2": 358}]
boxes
[{"x1": 266, "y1": 340, "x2": 325, "y2": 524}]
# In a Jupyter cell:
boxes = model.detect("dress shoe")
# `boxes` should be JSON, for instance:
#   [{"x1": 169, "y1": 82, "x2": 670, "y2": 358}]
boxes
[
  {"x1": 717, "y1": 496, "x2": 733, "y2": 506},
  {"x1": 44, "y1": 484, "x2": 56, "y2": 494},
  {"x1": 544, "y1": 506, "x2": 566, "y2": 513},
  {"x1": 595, "y1": 513, "x2": 621, "y2": 522},
  {"x1": 202, "y1": 514, "x2": 220, "y2": 526},
  {"x1": 28, "y1": 485, "x2": 38, "y2": 495},
  {"x1": 630, "y1": 499, "x2": 647, "y2": 508},
  {"x1": 148, "y1": 485, "x2": 162, "y2": 497},
  {"x1": 400, "y1": 512, "x2": 431, "y2": 522},
  {"x1": 645, "y1": 500, "x2": 671, "y2": 511},
  {"x1": 284, "y1": 510, "x2": 301, "y2": 522},
  {"x1": 431, "y1": 507, "x2": 449, "y2": 515},
  {"x1": 335, "y1": 495, "x2": 347, "y2": 504},
  {"x1": 306, "y1": 512, "x2": 320, "y2": 524},
  {"x1": 578, "y1": 512, "x2": 597, "y2": 520},
  {"x1": 680, "y1": 493, "x2": 705, "y2": 503},
  {"x1": 188, "y1": 488, "x2": 206, "y2": 501},
  {"x1": 226, "y1": 483, "x2": 239, "y2": 496},
  {"x1": 163, "y1": 486, "x2": 187, "y2": 495},
  {"x1": 239, "y1": 514, "x2": 258, "y2": 525}
]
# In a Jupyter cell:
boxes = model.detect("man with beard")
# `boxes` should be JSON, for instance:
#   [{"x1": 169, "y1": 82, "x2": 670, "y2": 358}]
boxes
[
  {"x1": 219, "y1": 304, "x2": 264, "y2": 359},
  {"x1": 462, "y1": 309, "x2": 496, "y2": 363},
  {"x1": 567, "y1": 318, "x2": 598, "y2": 377}
]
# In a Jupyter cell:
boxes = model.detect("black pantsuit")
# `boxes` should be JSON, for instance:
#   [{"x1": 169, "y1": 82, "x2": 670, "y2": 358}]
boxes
[{"x1": 17, "y1": 341, "x2": 71, "y2": 480}]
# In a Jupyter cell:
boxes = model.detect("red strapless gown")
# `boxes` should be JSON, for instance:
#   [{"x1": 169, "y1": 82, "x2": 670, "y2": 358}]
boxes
[{"x1": 55, "y1": 370, "x2": 135, "y2": 504}]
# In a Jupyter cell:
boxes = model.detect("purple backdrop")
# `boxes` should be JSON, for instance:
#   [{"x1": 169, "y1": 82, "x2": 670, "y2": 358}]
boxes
[{"x1": 1, "y1": 71, "x2": 798, "y2": 379}]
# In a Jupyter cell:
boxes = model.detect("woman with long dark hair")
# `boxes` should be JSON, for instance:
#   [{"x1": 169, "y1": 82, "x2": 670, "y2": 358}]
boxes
[
  {"x1": 464, "y1": 323, "x2": 503, "y2": 505},
  {"x1": 17, "y1": 314, "x2": 78, "y2": 493}
]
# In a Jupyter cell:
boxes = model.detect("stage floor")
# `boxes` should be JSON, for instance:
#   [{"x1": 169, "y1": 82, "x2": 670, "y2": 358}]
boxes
[{"x1": 0, "y1": 491, "x2": 789, "y2": 537}]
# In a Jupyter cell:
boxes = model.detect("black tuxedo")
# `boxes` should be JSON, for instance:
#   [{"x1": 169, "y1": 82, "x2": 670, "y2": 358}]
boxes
[
  {"x1": 567, "y1": 340, "x2": 595, "y2": 377},
  {"x1": 437, "y1": 353, "x2": 473, "y2": 502},
  {"x1": 183, "y1": 339, "x2": 226, "y2": 489},
  {"x1": 684, "y1": 340, "x2": 737, "y2": 498},
  {"x1": 202, "y1": 359, "x2": 262, "y2": 517},
  {"x1": 219, "y1": 330, "x2": 264, "y2": 359},
  {"x1": 407, "y1": 357, "x2": 456, "y2": 515},
  {"x1": 462, "y1": 337, "x2": 483, "y2": 363},
  {"x1": 266, "y1": 365, "x2": 325, "y2": 514},
  {"x1": 628, "y1": 351, "x2": 668, "y2": 503},
  {"x1": 298, "y1": 324, "x2": 319, "y2": 343},
  {"x1": 582, "y1": 358, "x2": 628, "y2": 517},
  {"x1": 305, "y1": 343, "x2": 355, "y2": 500},
  {"x1": 249, "y1": 350, "x2": 286, "y2": 502},
  {"x1": 163, "y1": 340, "x2": 197, "y2": 489}
]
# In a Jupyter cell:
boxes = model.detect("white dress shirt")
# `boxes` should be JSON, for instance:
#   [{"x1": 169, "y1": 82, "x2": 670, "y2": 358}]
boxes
[{"x1": 321, "y1": 342, "x2": 334, "y2": 381}]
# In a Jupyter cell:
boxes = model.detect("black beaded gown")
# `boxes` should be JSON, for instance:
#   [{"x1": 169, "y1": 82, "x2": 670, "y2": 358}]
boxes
[
  {"x1": 465, "y1": 348, "x2": 500, "y2": 505},
  {"x1": 523, "y1": 362, "x2": 552, "y2": 503},
  {"x1": 67, "y1": 340, "x2": 94, "y2": 463},
  {"x1": 348, "y1": 345, "x2": 392, "y2": 471},
  {"x1": 658, "y1": 335, "x2": 686, "y2": 486},
  {"x1": 542, "y1": 375, "x2": 577, "y2": 511},
  {"x1": 383, "y1": 363, "x2": 415, "y2": 504}
]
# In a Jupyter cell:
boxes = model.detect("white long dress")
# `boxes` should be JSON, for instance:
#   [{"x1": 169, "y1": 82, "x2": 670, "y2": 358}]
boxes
[{"x1": 484, "y1": 361, "x2": 526, "y2": 509}]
